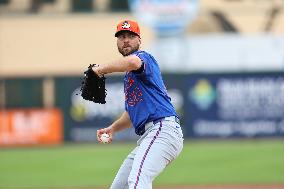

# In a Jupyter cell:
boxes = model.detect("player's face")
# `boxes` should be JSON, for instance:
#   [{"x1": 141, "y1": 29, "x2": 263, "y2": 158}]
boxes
[{"x1": 117, "y1": 32, "x2": 141, "y2": 56}]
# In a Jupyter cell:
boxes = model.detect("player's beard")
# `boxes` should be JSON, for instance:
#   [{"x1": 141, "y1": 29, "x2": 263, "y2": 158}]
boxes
[{"x1": 118, "y1": 43, "x2": 140, "y2": 56}]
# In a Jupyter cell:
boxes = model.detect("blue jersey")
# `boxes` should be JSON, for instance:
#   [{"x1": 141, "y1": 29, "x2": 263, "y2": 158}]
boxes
[{"x1": 124, "y1": 50, "x2": 177, "y2": 135}]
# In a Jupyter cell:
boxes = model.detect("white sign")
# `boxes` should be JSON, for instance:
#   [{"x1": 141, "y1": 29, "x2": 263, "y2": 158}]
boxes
[{"x1": 129, "y1": 0, "x2": 199, "y2": 36}]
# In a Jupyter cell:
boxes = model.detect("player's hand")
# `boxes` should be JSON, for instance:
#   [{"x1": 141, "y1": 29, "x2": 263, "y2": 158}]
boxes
[{"x1": 97, "y1": 126, "x2": 113, "y2": 144}]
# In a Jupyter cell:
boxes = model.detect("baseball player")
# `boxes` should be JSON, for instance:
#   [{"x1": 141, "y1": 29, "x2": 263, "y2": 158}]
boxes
[{"x1": 94, "y1": 20, "x2": 184, "y2": 189}]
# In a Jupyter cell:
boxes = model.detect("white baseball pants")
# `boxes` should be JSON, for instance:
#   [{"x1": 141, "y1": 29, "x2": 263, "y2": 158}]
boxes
[{"x1": 110, "y1": 117, "x2": 184, "y2": 189}]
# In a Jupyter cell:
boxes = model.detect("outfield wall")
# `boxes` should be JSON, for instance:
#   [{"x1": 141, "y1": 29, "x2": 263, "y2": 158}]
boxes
[{"x1": 1, "y1": 71, "x2": 284, "y2": 145}]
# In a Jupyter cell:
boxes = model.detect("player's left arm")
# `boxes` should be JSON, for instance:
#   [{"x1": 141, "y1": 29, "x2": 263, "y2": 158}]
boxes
[{"x1": 93, "y1": 55, "x2": 142, "y2": 77}]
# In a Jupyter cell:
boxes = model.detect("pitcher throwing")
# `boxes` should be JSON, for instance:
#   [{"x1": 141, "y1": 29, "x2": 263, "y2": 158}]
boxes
[{"x1": 95, "y1": 20, "x2": 184, "y2": 189}]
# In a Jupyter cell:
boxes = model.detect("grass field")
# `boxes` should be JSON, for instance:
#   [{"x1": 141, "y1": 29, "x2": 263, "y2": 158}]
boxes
[{"x1": 0, "y1": 139, "x2": 284, "y2": 189}]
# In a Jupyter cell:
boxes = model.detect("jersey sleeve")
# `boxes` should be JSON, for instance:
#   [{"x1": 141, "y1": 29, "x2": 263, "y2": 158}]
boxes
[{"x1": 132, "y1": 51, "x2": 153, "y2": 77}]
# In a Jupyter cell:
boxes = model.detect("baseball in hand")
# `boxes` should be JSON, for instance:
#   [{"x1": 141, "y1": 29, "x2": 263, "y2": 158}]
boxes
[{"x1": 100, "y1": 133, "x2": 110, "y2": 143}]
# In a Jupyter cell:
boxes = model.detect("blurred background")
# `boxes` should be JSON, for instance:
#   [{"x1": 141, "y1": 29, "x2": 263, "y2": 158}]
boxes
[{"x1": 0, "y1": 0, "x2": 284, "y2": 189}]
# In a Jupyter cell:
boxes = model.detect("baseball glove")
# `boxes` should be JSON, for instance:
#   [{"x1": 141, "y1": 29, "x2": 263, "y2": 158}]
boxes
[{"x1": 80, "y1": 64, "x2": 106, "y2": 104}]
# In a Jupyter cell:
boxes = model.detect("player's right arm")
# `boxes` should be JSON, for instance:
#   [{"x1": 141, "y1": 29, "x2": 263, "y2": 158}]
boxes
[
  {"x1": 108, "y1": 111, "x2": 132, "y2": 133},
  {"x1": 97, "y1": 111, "x2": 132, "y2": 143}
]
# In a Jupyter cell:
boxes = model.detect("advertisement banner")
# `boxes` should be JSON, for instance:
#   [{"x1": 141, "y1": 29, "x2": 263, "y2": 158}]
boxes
[
  {"x1": 0, "y1": 108, "x2": 63, "y2": 146},
  {"x1": 186, "y1": 72, "x2": 284, "y2": 138}
]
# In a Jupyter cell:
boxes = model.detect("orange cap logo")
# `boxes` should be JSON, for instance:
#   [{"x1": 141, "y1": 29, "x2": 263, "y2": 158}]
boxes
[{"x1": 121, "y1": 21, "x2": 131, "y2": 29}]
